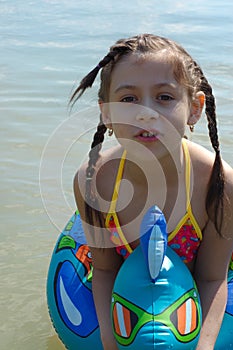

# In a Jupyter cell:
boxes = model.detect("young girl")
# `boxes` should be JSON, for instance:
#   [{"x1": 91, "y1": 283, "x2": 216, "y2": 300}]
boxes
[{"x1": 71, "y1": 34, "x2": 233, "y2": 350}]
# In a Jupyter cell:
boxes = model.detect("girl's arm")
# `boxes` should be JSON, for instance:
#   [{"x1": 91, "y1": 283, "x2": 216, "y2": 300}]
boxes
[
  {"x1": 73, "y1": 169, "x2": 122, "y2": 350},
  {"x1": 195, "y1": 278, "x2": 227, "y2": 350},
  {"x1": 194, "y1": 224, "x2": 230, "y2": 350},
  {"x1": 194, "y1": 165, "x2": 233, "y2": 350},
  {"x1": 91, "y1": 248, "x2": 122, "y2": 350}
]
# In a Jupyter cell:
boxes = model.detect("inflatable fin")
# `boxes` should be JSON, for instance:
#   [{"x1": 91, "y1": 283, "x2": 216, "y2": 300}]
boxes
[{"x1": 140, "y1": 206, "x2": 167, "y2": 282}]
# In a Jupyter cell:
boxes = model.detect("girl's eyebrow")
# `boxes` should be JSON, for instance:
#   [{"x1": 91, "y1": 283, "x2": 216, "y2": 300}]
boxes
[
  {"x1": 114, "y1": 84, "x2": 137, "y2": 93},
  {"x1": 114, "y1": 82, "x2": 177, "y2": 94}
]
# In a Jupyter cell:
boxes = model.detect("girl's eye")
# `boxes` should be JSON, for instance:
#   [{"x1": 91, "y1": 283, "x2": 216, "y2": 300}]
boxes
[
  {"x1": 120, "y1": 96, "x2": 137, "y2": 103},
  {"x1": 157, "y1": 94, "x2": 173, "y2": 101}
]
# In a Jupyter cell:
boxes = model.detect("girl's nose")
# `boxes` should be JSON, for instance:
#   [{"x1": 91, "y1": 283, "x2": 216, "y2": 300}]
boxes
[{"x1": 135, "y1": 105, "x2": 159, "y2": 121}]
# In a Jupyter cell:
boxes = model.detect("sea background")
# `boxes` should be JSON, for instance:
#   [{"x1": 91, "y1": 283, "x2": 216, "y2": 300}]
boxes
[{"x1": 1, "y1": 0, "x2": 232, "y2": 349}]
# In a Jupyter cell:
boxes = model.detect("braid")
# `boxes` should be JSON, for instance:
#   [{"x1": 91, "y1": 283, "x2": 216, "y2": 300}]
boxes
[
  {"x1": 85, "y1": 118, "x2": 107, "y2": 228},
  {"x1": 70, "y1": 51, "x2": 119, "y2": 106},
  {"x1": 201, "y1": 76, "x2": 224, "y2": 234},
  {"x1": 192, "y1": 61, "x2": 225, "y2": 234},
  {"x1": 70, "y1": 44, "x2": 130, "y2": 229}
]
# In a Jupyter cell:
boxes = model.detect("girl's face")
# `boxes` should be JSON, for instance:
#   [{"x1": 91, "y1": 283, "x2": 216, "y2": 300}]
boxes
[{"x1": 101, "y1": 53, "x2": 203, "y2": 158}]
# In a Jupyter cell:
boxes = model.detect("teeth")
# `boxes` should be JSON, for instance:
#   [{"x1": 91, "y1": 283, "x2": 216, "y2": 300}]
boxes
[{"x1": 142, "y1": 132, "x2": 155, "y2": 137}]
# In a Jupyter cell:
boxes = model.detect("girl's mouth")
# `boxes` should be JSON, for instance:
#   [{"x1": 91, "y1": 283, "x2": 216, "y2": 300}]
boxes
[{"x1": 135, "y1": 130, "x2": 159, "y2": 142}]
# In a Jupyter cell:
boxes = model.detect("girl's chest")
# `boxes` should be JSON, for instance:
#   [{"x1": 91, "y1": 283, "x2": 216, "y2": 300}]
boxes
[
  {"x1": 114, "y1": 178, "x2": 207, "y2": 274},
  {"x1": 115, "y1": 178, "x2": 206, "y2": 231}
]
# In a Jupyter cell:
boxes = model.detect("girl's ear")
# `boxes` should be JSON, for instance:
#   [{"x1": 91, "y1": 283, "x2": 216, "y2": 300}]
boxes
[
  {"x1": 188, "y1": 91, "x2": 205, "y2": 126},
  {"x1": 99, "y1": 100, "x2": 112, "y2": 128}
]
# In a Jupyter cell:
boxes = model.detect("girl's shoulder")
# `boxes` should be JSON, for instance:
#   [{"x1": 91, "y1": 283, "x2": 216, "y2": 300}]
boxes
[
  {"x1": 74, "y1": 145, "x2": 124, "y2": 210},
  {"x1": 187, "y1": 140, "x2": 233, "y2": 179},
  {"x1": 96, "y1": 145, "x2": 125, "y2": 204},
  {"x1": 187, "y1": 140, "x2": 233, "y2": 232},
  {"x1": 75, "y1": 145, "x2": 123, "y2": 178},
  {"x1": 186, "y1": 140, "x2": 216, "y2": 189},
  {"x1": 186, "y1": 139, "x2": 215, "y2": 167}
]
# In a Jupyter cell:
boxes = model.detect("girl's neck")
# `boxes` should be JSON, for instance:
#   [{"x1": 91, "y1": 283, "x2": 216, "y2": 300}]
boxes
[
  {"x1": 121, "y1": 140, "x2": 186, "y2": 228},
  {"x1": 123, "y1": 141, "x2": 183, "y2": 187}
]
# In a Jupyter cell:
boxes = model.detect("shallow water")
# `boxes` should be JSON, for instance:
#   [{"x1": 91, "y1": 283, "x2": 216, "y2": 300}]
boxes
[{"x1": 1, "y1": 0, "x2": 233, "y2": 349}]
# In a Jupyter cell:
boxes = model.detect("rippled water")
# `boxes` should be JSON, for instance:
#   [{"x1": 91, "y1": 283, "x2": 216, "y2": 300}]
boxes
[{"x1": 1, "y1": 0, "x2": 233, "y2": 349}]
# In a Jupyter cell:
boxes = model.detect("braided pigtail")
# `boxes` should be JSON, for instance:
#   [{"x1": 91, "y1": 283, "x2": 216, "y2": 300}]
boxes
[
  {"x1": 199, "y1": 73, "x2": 225, "y2": 234},
  {"x1": 70, "y1": 44, "x2": 131, "y2": 230},
  {"x1": 85, "y1": 117, "x2": 107, "y2": 229},
  {"x1": 70, "y1": 51, "x2": 119, "y2": 107}
]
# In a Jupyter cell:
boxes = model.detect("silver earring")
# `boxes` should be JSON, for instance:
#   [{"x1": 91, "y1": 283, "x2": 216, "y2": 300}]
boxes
[{"x1": 108, "y1": 128, "x2": 113, "y2": 136}]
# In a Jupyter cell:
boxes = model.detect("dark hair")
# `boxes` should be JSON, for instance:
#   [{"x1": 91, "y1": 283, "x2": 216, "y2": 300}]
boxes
[{"x1": 71, "y1": 34, "x2": 225, "y2": 235}]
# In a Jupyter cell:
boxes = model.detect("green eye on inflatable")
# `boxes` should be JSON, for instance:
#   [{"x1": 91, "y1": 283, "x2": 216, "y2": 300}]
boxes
[{"x1": 112, "y1": 287, "x2": 201, "y2": 346}]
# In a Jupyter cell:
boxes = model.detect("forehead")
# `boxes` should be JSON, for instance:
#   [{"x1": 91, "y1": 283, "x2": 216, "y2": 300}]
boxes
[{"x1": 110, "y1": 52, "x2": 179, "y2": 91}]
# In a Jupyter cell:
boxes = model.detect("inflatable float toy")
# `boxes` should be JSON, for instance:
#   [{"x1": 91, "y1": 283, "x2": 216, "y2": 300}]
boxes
[{"x1": 47, "y1": 207, "x2": 233, "y2": 349}]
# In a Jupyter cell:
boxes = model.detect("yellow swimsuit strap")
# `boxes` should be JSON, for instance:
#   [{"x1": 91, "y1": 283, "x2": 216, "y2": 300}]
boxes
[
  {"x1": 107, "y1": 149, "x2": 127, "y2": 215},
  {"x1": 105, "y1": 150, "x2": 133, "y2": 253},
  {"x1": 106, "y1": 141, "x2": 202, "y2": 248},
  {"x1": 182, "y1": 139, "x2": 192, "y2": 210},
  {"x1": 181, "y1": 139, "x2": 203, "y2": 240},
  {"x1": 107, "y1": 144, "x2": 189, "y2": 217}
]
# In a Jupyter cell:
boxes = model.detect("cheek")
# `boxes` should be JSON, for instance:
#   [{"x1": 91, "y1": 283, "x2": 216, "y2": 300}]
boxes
[
  {"x1": 159, "y1": 115, "x2": 186, "y2": 143},
  {"x1": 109, "y1": 103, "x2": 137, "y2": 127},
  {"x1": 167, "y1": 104, "x2": 190, "y2": 126},
  {"x1": 171, "y1": 118, "x2": 186, "y2": 136},
  {"x1": 113, "y1": 124, "x2": 128, "y2": 138}
]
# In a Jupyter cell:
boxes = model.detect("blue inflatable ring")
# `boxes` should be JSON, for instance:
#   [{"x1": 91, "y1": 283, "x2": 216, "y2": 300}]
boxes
[{"x1": 47, "y1": 209, "x2": 233, "y2": 349}]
